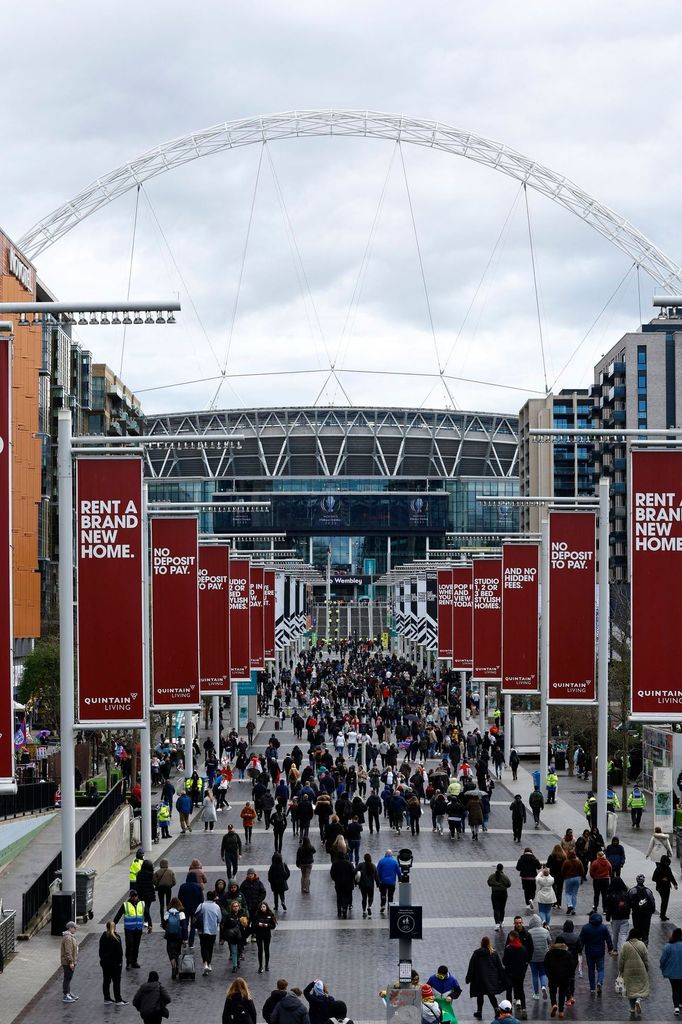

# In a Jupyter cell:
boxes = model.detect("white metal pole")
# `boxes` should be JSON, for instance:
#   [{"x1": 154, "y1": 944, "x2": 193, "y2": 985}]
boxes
[
  {"x1": 326, "y1": 547, "x2": 331, "y2": 642},
  {"x1": 140, "y1": 485, "x2": 153, "y2": 852},
  {"x1": 540, "y1": 517, "x2": 550, "y2": 793},
  {"x1": 184, "y1": 709, "x2": 194, "y2": 776},
  {"x1": 58, "y1": 409, "x2": 76, "y2": 894},
  {"x1": 504, "y1": 693, "x2": 511, "y2": 764},
  {"x1": 212, "y1": 695, "x2": 221, "y2": 754},
  {"x1": 597, "y1": 478, "x2": 610, "y2": 839}
]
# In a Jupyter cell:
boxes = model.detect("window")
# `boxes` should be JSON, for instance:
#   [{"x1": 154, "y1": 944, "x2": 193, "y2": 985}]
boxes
[
  {"x1": 638, "y1": 399, "x2": 647, "y2": 413},
  {"x1": 637, "y1": 346, "x2": 647, "y2": 366}
]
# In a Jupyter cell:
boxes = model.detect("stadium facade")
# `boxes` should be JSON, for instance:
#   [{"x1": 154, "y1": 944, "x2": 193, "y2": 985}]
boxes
[{"x1": 144, "y1": 406, "x2": 519, "y2": 594}]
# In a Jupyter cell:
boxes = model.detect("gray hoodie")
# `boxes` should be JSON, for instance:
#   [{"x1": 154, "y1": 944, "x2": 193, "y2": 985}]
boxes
[
  {"x1": 527, "y1": 914, "x2": 551, "y2": 963},
  {"x1": 272, "y1": 993, "x2": 311, "y2": 1024}
]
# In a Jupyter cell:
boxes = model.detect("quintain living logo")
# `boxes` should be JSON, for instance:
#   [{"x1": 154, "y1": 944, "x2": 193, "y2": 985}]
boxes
[
  {"x1": 84, "y1": 692, "x2": 138, "y2": 712},
  {"x1": 409, "y1": 497, "x2": 427, "y2": 526}
]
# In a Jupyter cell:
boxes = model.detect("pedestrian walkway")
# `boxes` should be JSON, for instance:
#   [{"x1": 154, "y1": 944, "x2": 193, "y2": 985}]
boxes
[{"x1": 8, "y1": 714, "x2": 682, "y2": 1024}]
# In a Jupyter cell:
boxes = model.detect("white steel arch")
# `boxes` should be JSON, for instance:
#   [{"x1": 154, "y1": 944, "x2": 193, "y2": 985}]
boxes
[{"x1": 18, "y1": 109, "x2": 682, "y2": 290}]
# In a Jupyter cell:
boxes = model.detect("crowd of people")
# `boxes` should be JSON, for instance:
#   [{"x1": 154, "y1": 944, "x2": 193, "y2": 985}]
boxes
[{"x1": 58, "y1": 642, "x2": 682, "y2": 1023}]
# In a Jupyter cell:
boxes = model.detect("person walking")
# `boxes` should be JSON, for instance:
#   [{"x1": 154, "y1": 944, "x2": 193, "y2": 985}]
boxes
[
  {"x1": 535, "y1": 867, "x2": 556, "y2": 926},
  {"x1": 136, "y1": 859, "x2": 157, "y2": 932},
  {"x1": 201, "y1": 789, "x2": 217, "y2": 831},
  {"x1": 465, "y1": 936, "x2": 508, "y2": 1020},
  {"x1": 221, "y1": 824, "x2": 243, "y2": 879},
  {"x1": 132, "y1": 970, "x2": 171, "y2": 1024},
  {"x1": 177, "y1": 871, "x2": 203, "y2": 948},
  {"x1": 546, "y1": 770, "x2": 558, "y2": 805},
  {"x1": 113, "y1": 890, "x2": 145, "y2": 969},
  {"x1": 467, "y1": 794, "x2": 484, "y2": 841},
  {"x1": 605, "y1": 875, "x2": 631, "y2": 952},
  {"x1": 99, "y1": 920, "x2": 125, "y2": 1005},
  {"x1": 653, "y1": 854, "x2": 679, "y2": 922},
  {"x1": 263, "y1": 979, "x2": 290, "y2": 1024},
  {"x1": 659, "y1": 927, "x2": 682, "y2": 1016},
  {"x1": 176, "y1": 790, "x2": 193, "y2": 834},
  {"x1": 628, "y1": 787, "x2": 646, "y2": 829},
  {"x1": 590, "y1": 850, "x2": 612, "y2": 913},
  {"x1": 357, "y1": 852, "x2": 380, "y2": 918},
  {"x1": 628, "y1": 875, "x2": 656, "y2": 945},
  {"x1": 560, "y1": 851, "x2": 584, "y2": 915},
  {"x1": 241, "y1": 868, "x2": 267, "y2": 933},
  {"x1": 528, "y1": 788, "x2": 544, "y2": 828},
  {"x1": 241, "y1": 801, "x2": 257, "y2": 844},
  {"x1": 619, "y1": 929, "x2": 649, "y2": 1021},
  {"x1": 546, "y1": 845, "x2": 566, "y2": 908},
  {"x1": 60, "y1": 920, "x2": 79, "y2": 1003},
  {"x1": 543, "y1": 939, "x2": 573, "y2": 1020},
  {"x1": 605, "y1": 836, "x2": 626, "y2": 878},
  {"x1": 554, "y1": 920, "x2": 581, "y2": 1008},
  {"x1": 162, "y1": 897, "x2": 187, "y2": 980},
  {"x1": 272, "y1": 987, "x2": 310, "y2": 1024},
  {"x1": 222, "y1": 901, "x2": 247, "y2": 974},
  {"x1": 252, "y1": 901, "x2": 278, "y2": 973},
  {"x1": 222, "y1": 977, "x2": 257, "y2": 1024},
  {"x1": 377, "y1": 849, "x2": 402, "y2": 913},
  {"x1": 509, "y1": 749, "x2": 520, "y2": 782},
  {"x1": 296, "y1": 837, "x2": 316, "y2": 895},
  {"x1": 330, "y1": 853, "x2": 356, "y2": 918},
  {"x1": 509, "y1": 796, "x2": 526, "y2": 844},
  {"x1": 645, "y1": 825, "x2": 672, "y2": 863},
  {"x1": 153, "y1": 859, "x2": 176, "y2": 925},
  {"x1": 515, "y1": 848, "x2": 541, "y2": 911},
  {"x1": 578, "y1": 912, "x2": 615, "y2": 996},
  {"x1": 503, "y1": 929, "x2": 530, "y2": 1020},
  {"x1": 268, "y1": 852, "x2": 291, "y2": 913},
  {"x1": 272, "y1": 806, "x2": 287, "y2": 853},
  {"x1": 527, "y1": 915, "x2": 550, "y2": 1001},
  {"x1": 487, "y1": 864, "x2": 512, "y2": 931},
  {"x1": 195, "y1": 889, "x2": 222, "y2": 976}
]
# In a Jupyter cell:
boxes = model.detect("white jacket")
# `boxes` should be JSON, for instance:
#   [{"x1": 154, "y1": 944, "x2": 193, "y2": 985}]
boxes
[
  {"x1": 645, "y1": 832, "x2": 673, "y2": 863},
  {"x1": 535, "y1": 871, "x2": 556, "y2": 905}
]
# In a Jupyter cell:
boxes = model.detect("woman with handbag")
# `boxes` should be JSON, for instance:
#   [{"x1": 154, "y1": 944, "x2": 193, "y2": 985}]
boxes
[
  {"x1": 132, "y1": 970, "x2": 171, "y2": 1024},
  {"x1": 618, "y1": 928, "x2": 649, "y2": 1021}
]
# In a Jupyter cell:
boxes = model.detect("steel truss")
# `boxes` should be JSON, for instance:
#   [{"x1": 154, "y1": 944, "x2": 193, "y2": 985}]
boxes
[
  {"x1": 142, "y1": 405, "x2": 518, "y2": 480},
  {"x1": 18, "y1": 110, "x2": 682, "y2": 291}
]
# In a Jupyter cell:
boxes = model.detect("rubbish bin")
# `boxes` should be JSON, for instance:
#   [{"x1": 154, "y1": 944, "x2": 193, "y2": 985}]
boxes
[
  {"x1": 555, "y1": 751, "x2": 566, "y2": 772},
  {"x1": 75, "y1": 868, "x2": 96, "y2": 922},
  {"x1": 51, "y1": 891, "x2": 76, "y2": 936},
  {"x1": 532, "y1": 770, "x2": 541, "y2": 789}
]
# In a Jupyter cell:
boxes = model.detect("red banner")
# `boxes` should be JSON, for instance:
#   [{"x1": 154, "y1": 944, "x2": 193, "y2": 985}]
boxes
[
  {"x1": 472, "y1": 559, "x2": 502, "y2": 679},
  {"x1": 198, "y1": 546, "x2": 230, "y2": 694},
  {"x1": 0, "y1": 338, "x2": 13, "y2": 783},
  {"x1": 76, "y1": 458, "x2": 144, "y2": 723},
  {"x1": 451, "y1": 565, "x2": 473, "y2": 671},
  {"x1": 263, "y1": 570, "x2": 275, "y2": 661},
  {"x1": 437, "y1": 569, "x2": 454, "y2": 660},
  {"x1": 548, "y1": 511, "x2": 596, "y2": 702},
  {"x1": 250, "y1": 566, "x2": 265, "y2": 671},
  {"x1": 151, "y1": 517, "x2": 200, "y2": 708},
  {"x1": 631, "y1": 450, "x2": 682, "y2": 719},
  {"x1": 502, "y1": 543, "x2": 539, "y2": 693},
  {"x1": 229, "y1": 558, "x2": 251, "y2": 681}
]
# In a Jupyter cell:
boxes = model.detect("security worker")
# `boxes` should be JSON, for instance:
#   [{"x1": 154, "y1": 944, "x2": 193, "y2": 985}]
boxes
[
  {"x1": 546, "y1": 770, "x2": 559, "y2": 804},
  {"x1": 158, "y1": 801, "x2": 171, "y2": 839},
  {"x1": 584, "y1": 792, "x2": 598, "y2": 827},
  {"x1": 606, "y1": 787, "x2": 621, "y2": 812},
  {"x1": 128, "y1": 848, "x2": 144, "y2": 891},
  {"x1": 113, "y1": 889, "x2": 145, "y2": 968},
  {"x1": 627, "y1": 786, "x2": 646, "y2": 829}
]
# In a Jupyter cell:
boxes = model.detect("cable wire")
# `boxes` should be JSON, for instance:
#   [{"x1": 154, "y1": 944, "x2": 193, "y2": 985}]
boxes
[
  {"x1": 119, "y1": 184, "x2": 140, "y2": 379},
  {"x1": 524, "y1": 183, "x2": 549, "y2": 393}
]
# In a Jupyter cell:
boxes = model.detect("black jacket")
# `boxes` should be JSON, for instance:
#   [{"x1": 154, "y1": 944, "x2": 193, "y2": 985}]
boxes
[
  {"x1": 240, "y1": 875, "x2": 267, "y2": 914},
  {"x1": 465, "y1": 948, "x2": 508, "y2": 997},
  {"x1": 273, "y1": 993, "x2": 311, "y2": 1024},
  {"x1": 99, "y1": 931, "x2": 123, "y2": 968},
  {"x1": 544, "y1": 944, "x2": 575, "y2": 985},
  {"x1": 263, "y1": 989, "x2": 288, "y2": 1024},
  {"x1": 296, "y1": 844, "x2": 316, "y2": 867},
  {"x1": 268, "y1": 858, "x2": 291, "y2": 893},
  {"x1": 330, "y1": 858, "x2": 356, "y2": 893},
  {"x1": 222, "y1": 995, "x2": 257, "y2": 1024},
  {"x1": 502, "y1": 942, "x2": 529, "y2": 979},
  {"x1": 133, "y1": 980, "x2": 171, "y2": 1018}
]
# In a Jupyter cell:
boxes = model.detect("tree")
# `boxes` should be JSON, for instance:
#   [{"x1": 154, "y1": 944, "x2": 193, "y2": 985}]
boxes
[{"x1": 19, "y1": 637, "x2": 60, "y2": 731}]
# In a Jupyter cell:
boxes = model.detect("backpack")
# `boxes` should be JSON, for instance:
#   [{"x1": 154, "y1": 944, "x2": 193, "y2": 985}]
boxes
[
  {"x1": 225, "y1": 999, "x2": 252, "y2": 1024},
  {"x1": 165, "y1": 910, "x2": 181, "y2": 937}
]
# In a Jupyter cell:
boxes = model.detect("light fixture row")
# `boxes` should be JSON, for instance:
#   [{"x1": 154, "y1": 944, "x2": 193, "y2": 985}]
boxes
[{"x1": 16, "y1": 310, "x2": 177, "y2": 327}]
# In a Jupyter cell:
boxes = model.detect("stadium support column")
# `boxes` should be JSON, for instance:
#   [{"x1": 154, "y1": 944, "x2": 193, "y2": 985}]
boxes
[{"x1": 539, "y1": 517, "x2": 549, "y2": 794}]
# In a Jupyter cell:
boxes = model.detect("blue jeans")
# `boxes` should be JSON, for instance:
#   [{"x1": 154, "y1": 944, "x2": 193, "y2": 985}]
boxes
[
  {"x1": 586, "y1": 955, "x2": 605, "y2": 991},
  {"x1": 564, "y1": 876, "x2": 580, "y2": 911},
  {"x1": 538, "y1": 903, "x2": 552, "y2": 925},
  {"x1": 530, "y1": 962, "x2": 547, "y2": 994}
]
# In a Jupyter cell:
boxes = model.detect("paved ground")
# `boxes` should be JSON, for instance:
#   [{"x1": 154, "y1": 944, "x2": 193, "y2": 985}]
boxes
[{"x1": 10, "y1": 713, "x2": 682, "y2": 1023}]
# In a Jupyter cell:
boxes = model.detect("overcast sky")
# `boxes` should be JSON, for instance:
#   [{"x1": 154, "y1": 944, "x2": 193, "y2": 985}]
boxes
[{"x1": 3, "y1": 1, "x2": 682, "y2": 418}]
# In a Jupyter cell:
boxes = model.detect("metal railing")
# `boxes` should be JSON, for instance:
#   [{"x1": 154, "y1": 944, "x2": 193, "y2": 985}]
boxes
[
  {"x1": 21, "y1": 781, "x2": 124, "y2": 933},
  {"x1": 0, "y1": 909, "x2": 16, "y2": 965},
  {"x1": 0, "y1": 781, "x2": 57, "y2": 820}
]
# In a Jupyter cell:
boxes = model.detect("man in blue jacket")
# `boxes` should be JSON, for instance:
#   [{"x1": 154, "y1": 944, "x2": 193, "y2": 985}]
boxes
[
  {"x1": 578, "y1": 912, "x2": 616, "y2": 996},
  {"x1": 377, "y1": 849, "x2": 401, "y2": 913}
]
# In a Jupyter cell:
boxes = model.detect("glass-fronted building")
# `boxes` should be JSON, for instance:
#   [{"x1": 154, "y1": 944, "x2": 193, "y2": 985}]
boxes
[{"x1": 143, "y1": 406, "x2": 519, "y2": 591}]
